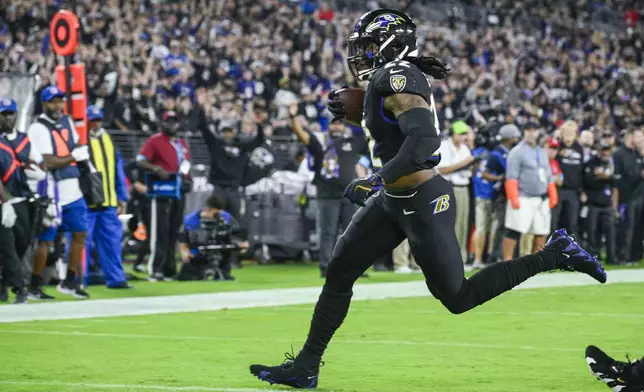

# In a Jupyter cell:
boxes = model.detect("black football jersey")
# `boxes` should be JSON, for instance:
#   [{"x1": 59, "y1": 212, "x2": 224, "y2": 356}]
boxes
[{"x1": 362, "y1": 60, "x2": 440, "y2": 169}]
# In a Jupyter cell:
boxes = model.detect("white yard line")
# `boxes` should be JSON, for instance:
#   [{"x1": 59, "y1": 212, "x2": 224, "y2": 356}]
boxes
[
  {"x1": 0, "y1": 329, "x2": 582, "y2": 353},
  {"x1": 0, "y1": 269, "x2": 643, "y2": 323},
  {"x1": 0, "y1": 380, "x2": 273, "y2": 392}
]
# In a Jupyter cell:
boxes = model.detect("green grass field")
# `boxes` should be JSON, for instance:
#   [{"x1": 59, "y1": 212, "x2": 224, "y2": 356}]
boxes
[{"x1": 0, "y1": 264, "x2": 642, "y2": 392}]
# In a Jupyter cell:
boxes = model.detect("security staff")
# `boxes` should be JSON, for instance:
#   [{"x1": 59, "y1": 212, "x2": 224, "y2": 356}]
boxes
[
  {"x1": 287, "y1": 103, "x2": 368, "y2": 277},
  {"x1": 84, "y1": 106, "x2": 131, "y2": 289},
  {"x1": 178, "y1": 194, "x2": 249, "y2": 281},
  {"x1": 583, "y1": 143, "x2": 617, "y2": 264},
  {"x1": 613, "y1": 129, "x2": 644, "y2": 263},
  {"x1": 27, "y1": 86, "x2": 90, "y2": 300},
  {"x1": 0, "y1": 98, "x2": 44, "y2": 304},
  {"x1": 137, "y1": 110, "x2": 192, "y2": 281}
]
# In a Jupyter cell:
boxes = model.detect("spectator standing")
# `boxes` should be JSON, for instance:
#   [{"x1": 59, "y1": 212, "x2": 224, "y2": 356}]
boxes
[
  {"x1": 546, "y1": 138, "x2": 564, "y2": 187},
  {"x1": 613, "y1": 129, "x2": 644, "y2": 264},
  {"x1": 583, "y1": 142, "x2": 617, "y2": 265},
  {"x1": 196, "y1": 94, "x2": 263, "y2": 219},
  {"x1": 437, "y1": 121, "x2": 476, "y2": 264},
  {"x1": 553, "y1": 120, "x2": 584, "y2": 237},
  {"x1": 28, "y1": 86, "x2": 90, "y2": 300},
  {"x1": 84, "y1": 106, "x2": 131, "y2": 289},
  {"x1": 288, "y1": 103, "x2": 368, "y2": 278},
  {"x1": 503, "y1": 122, "x2": 558, "y2": 261},
  {"x1": 137, "y1": 110, "x2": 192, "y2": 281},
  {"x1": 475, "y1": 124, "x2": 521, "y2": 266}
]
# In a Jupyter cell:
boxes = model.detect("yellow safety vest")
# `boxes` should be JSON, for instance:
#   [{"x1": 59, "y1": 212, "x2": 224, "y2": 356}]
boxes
[{"x1": 89, "y1": 131, "x2": 117, "y2": 208}]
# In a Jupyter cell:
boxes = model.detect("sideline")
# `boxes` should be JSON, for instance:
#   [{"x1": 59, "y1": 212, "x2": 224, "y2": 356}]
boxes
[{"x1": 1, "y1": 269, "x2": 642, "y2": 323}]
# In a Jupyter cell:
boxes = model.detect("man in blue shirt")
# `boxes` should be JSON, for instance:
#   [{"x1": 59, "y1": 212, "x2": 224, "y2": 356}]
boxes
[
  {"x1": 178, "y1": 195, "x2": 248, "y2": 281},
  {"x1": 477, "y1": 124, "x2": 521, "y2": 264}
]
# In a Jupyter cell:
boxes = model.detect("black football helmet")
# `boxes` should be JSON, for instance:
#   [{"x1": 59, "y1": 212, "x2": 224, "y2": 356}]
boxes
[{"x1": 347, "y1": 9, "x2": 418, "y2": 80}]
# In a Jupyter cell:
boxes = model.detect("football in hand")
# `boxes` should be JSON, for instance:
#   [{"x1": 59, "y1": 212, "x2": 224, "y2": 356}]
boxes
[{"x1": 336, "y1": 87, "x2": 365, "y2": 125}]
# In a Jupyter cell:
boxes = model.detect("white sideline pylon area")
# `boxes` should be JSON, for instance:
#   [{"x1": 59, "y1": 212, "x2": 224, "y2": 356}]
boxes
[{"x1": 1, "y1": 269, "x2": 643, "y2": 323}]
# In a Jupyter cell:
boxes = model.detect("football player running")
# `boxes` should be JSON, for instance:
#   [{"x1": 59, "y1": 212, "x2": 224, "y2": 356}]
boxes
[{"x1": 250, "y1": 9, "x2": 607, "y2": 389}]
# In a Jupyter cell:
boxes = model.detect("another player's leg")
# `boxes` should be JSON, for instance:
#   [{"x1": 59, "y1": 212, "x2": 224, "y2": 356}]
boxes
[
  {"x1": 401, "y1": 175, "x2": 605, "y2": 315},
  {"x1": 249, "y1": 196, "x2": 405, "y2": 388},
  {"x1": 586, "y1": 345, "x2": 644, "y2": 391}
]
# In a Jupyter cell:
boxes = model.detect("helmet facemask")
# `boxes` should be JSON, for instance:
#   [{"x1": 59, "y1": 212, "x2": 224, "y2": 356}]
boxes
[
  {"x1": 347, "y1": 37, "x2": 382, "y2": 81},
  {"x1": 347, "y1": 32, "x2": 417, "y2": 81}
]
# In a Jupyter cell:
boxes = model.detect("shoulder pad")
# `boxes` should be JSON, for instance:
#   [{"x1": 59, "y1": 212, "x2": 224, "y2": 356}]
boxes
[{"x1": 372, "y1": 60, "x2": 431, "y2": 97}]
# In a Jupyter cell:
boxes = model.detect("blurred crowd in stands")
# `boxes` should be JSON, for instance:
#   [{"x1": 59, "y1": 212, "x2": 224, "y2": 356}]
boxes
[{"x1": 2, "y1": 0, "x2": 642, "y2": 139}]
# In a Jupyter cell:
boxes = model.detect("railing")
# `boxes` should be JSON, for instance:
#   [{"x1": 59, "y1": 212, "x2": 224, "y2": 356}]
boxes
[{"x1": 108, "y1": 130, "x2": 301, "y2": 170}]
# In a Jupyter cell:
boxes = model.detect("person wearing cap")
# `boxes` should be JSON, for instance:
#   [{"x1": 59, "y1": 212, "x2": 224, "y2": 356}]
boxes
[
  {"x1": 0, "y1": 98, "x2": 42, "y2": 304},
  {"x1": 437, "y1": 120, "x2": 478, "y2": 263},
  {"x1": 503, "y1": 122, "x2": 558, "y2": 261},
  {"x1": 552, "y1": 120, "x2": 584, "y2": 238},
  {"x1": 137, "y1": 110, "x2": 192, "y2": 281},
  {"x1": 26, "y1": 86, "x2": 90, "y2": 300},
  {"x1": 474, "y1": 123, "x2": 521, "y2": 266},
  {"x1": 84, "y1": 105, "x2": 131, "y2": 289},
  {"x1": 583, "y1": 142, "x2": 618, "y2": 264}
]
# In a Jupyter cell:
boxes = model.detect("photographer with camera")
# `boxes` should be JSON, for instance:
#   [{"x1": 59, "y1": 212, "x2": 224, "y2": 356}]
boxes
[{"x1": 178, "y1": 194, "x2": 248, "y2": 281}]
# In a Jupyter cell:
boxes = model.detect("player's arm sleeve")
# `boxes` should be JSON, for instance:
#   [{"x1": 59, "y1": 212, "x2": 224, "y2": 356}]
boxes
[
  {"x1": 372, "y1": 65, "x2": 442, "y2": 183},
  {"x1": 115, "y1": 150, "x2": 129, "y2": 202},
  {"x1": 376, "y1": 98, "x2": 441, "y2": 184}
]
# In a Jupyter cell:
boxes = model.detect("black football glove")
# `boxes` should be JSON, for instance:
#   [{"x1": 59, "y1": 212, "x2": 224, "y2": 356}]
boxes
[
  {"x1": 327, "y1": 84, "x2": 348, "y2": 122},
  {"x1": 343, "y1": 173, "x2": 383, "y2": 207}
]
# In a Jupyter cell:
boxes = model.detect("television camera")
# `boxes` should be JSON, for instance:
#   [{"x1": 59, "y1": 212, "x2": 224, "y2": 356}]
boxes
[{"x1": 180, "y1": 215, "x2": 243, "y2": 281}]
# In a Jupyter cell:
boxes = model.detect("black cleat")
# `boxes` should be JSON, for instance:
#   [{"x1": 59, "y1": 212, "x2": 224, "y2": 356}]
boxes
[
  {"x1": 544, "y1": 229, "x2": 607, "y2": 283},
  {"x1": 57, "y1": 281, "x2": 90, "y2": 299},
  {"x1": 250, "y1": 352, "x2": 320, "y2": 389},
  {"x1": 28, "y1": 287, "x2": 55, "y2": 300},
  {"x1": 586, "y1": 345, "x2": 644, "y2": 391}
]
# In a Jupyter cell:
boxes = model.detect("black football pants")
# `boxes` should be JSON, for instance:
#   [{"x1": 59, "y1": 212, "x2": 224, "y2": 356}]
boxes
[
  {"x1": 0, "y1": 201, "x2": 31, "y2": 290},
  {"x1": 323, "y1": 174, "x2": 556, "y2": 314}
]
